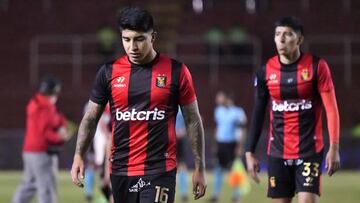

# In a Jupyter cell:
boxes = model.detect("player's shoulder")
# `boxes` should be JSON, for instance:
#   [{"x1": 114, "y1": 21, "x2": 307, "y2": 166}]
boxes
[
  {"x1": 97, "y1": 55, "x2": 128, "y2": 73},
  {"x1": 159, "y1": 53, "x2": 186, "y2": 67},
  {"x1": 215, "y1": 105, "x2": 225, "y2": 112},
  {"x1": 266, "y1": 55, "x2": 279, "y2": 66},
  {"x1": 234, "y1": 105, "x2": 245, "y2": 112}
]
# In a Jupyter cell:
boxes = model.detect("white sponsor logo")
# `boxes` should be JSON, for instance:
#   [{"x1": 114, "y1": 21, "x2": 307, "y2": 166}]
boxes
[
  {"x1": 116, "y1": 108, "x2": 165, "y2": 121},
  {"x1": 114, "y1": 76, "x2": 126, "y2": 88},
  {"x1": 268, "y1": 73, "x2": 279, "y2": 84},
  {"x1": 272, "y1": 100, "x2": 312, "y2": 112},
  {"x1": 129, "y1": 178, "x2": 151, "y2": 192}
]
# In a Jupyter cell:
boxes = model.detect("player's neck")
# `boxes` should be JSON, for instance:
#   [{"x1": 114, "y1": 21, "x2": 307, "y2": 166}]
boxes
[
  {"x1": 279, "y1": 49, "x2": 301, "y2": 65},
  {"x1": 141, "y1": 49, "x2": 157, "y2": 64}
]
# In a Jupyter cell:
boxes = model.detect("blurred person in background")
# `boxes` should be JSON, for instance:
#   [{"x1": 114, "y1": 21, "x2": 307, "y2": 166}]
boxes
[
  {"x1": 97, "y1": 25, "x2": 118, "y2": 63},
  {"x1": 210, "y1": 91, "x2": 247, "y2": 203},
  {"x1": 245, "y1": 16, "x2": 340, "y2": 203},
  {"x1": 12, "y1": 76, "x2": 73, "y2": 203},
  {"x1": 175, "y1": 107, "x2": 190, "y2": 202},
  {"x1": 70, "y1": 6, "x2": 207, "y2": 203}
]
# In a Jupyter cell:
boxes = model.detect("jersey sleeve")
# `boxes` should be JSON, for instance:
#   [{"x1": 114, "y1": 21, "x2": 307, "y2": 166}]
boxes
[
  {"x1": 237, "y1": 108, "x2": 247, "y2": 126},
  {"x1": 214, "y1": 106, "x2": 221, "y2": 124},
  {"x1": 178, "y1": 64, "x2": 197, "y2": 105},
  {"x1": 245, "y1": 67, "x2": 269, "y2": 153},
  {"x1": 317, "y1": 58, "x2": 334, "y2": 92},
  {"x1": 90, "y1": 65, "x2": 110, "y2": 105}
]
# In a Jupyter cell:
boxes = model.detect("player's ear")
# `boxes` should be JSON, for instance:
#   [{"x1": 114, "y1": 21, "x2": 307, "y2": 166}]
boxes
[
  {"x1": 297, "y1": 34, "x2": 304, "y2": 45},
  {"x1": 151, "y1": 31, "x2": 157, "y2": 43}
]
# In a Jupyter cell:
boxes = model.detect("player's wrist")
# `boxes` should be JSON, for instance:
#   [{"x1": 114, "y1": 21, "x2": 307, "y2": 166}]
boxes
[
  {"x1": 329, "y1": 143, "x2": 339, "y2": 151},
  {"x1": 74, "y1": 152, "x2": 85, "y2": 160},
  {"x1": 245, "y1": 151, "x2": 255, "y2": 157},
  {"x1": 194, "y1": 162, "x2": 206, "y2": 172}
]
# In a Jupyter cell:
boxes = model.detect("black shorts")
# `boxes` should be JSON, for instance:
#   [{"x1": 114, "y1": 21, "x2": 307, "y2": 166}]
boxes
[
  {"x1": 110, "y1": 169, "x2": 176, "y2": 203},
  {"x1": 267, "y1": 151, "x2": 324, "y2": 198},
  {"x1": 176, "y1": 137, "x2": 187, "y2": 163},
  {"x1": 217, "y1": 142, "x2": 237, "y2": 169}
]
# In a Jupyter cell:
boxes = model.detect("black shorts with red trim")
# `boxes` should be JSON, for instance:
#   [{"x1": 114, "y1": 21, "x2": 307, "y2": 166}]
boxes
[
  {"x1": 267, "y1": 150, "x2": 323, "y2": 198},
  {"x1": 110, "y1": 169, "x2": 176, "y2": 203}
]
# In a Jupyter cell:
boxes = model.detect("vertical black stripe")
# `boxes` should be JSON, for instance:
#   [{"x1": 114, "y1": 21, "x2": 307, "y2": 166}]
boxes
[
  {"x1": 299, "y1": 56, "x2": 320, "y2": 157},
  {"x1": 279, "y1": 63, "x2": 298, "y2": 157},
  {"x1": 128, "y1": 65, "x2": 152, "y2": 111},
  {"x1": 270, "y1": 111, "x2": 284, "y2": 157},
  {"x1": 170, "y1": 60, "x2": 181, "y2": 111},
  {"x1": 128, "y1": 65, "x2": 152, "y2": 174}
]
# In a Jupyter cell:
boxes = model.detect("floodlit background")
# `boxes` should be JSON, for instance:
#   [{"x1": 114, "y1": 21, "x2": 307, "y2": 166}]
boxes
[{"x1": 1, "y1": 0, "x2": 360, "y2": 202}]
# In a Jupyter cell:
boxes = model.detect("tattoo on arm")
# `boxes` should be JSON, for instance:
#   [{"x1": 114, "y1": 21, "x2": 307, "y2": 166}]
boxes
[
  {"x1": 181, "y1": 101, "x2": 205, "y2": 171},
  {"x1": 75, "y1": 101, "x2": 105, "y2": 158}
]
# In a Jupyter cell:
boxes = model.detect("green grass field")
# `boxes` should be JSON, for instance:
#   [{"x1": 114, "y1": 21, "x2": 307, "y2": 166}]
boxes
[{"x1": 1, "y1": 170, "x2": 359, "y2": 203}]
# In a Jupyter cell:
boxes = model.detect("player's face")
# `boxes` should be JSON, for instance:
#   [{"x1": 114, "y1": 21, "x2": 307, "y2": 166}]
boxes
[
  {"x1": 215, "y1": 92, "x2": 226, "y2": 106},
  {"x1": 122, "y1": 29, "x2": 156, "y2": 64},
  {"x1": 274, "y1": 26, "x2": 303, "y2": 57}
]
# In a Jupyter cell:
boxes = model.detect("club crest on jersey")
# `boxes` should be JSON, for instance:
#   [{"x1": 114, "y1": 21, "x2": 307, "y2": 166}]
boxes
[
  {"x1": 156, "y1": 75, "x2": 167, "y2": 88},
  {"x1": 301, "y1": 69, "x2": 310, "y2": 81}
]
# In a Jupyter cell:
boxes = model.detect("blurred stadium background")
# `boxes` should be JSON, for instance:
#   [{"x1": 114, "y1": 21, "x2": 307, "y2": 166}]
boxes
[{"x1": 1, "y1": 0, "x2": 360, "y2": 202}]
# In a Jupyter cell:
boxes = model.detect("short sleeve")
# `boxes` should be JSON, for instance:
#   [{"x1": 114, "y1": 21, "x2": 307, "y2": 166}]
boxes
[
  {"x1": 178, "y1": 64, "x2": 197, "y2": 105},
  {"x1": 214, "y1": 106, "x2": 221, "y2": 123},
  {"x1": 90, "y1": 65, "x2": 110, "y2": 105},
  {"x1": 237, "y1": 108, "x2": 247, "y2": 125},
  {"x1": 317, "y1": 59, "x2": 334, "y2": 92}
]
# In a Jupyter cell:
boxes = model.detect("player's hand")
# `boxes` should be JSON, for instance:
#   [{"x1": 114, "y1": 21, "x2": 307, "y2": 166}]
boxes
[
  {"x1": 325, "y1": 144, "x2": 340, "y2": 176},
  {"x1": 245, "y1": 152, "x2": 260, "y2": 183},
  {"x1": 70, "y1": 154, "x2": 85, "y2": 187},
  {"x1": 192, "y1": 168, "x2": 207, "y2": 200}
]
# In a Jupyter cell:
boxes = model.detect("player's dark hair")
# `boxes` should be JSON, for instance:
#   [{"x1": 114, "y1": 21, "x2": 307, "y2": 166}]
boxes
[
  {"x1": 117, "y1": 6, "x2": 154, "y2": 32},
  {"x1": 275, "y1": 16, "x2": 304, "y2": 36},
  {"x1": 218, "y1": 90, "x2": 235, "y2": 101},
  {"x1": 39, "y1": 76, "x2": 61, "y2": 96}
]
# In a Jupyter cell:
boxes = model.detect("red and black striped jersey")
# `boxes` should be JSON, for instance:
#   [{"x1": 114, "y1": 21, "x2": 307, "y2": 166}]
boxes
[
  {"x1": 90, "y1": 53, "x2": 196, "y2": 176},
  {"x1": 247, "y1": 53, "x2": 334, "y2": 159}
]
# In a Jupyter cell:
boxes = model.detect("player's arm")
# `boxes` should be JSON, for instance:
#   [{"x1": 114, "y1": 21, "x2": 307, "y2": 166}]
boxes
[
  {"x1": 180, "y1": 101, "x2": 207, "y2": 199},
  {"x1": 235, "y1": 112, "x2": 247, "y2": 157},
  {"x1": 71, "y1": 64, "x2": 110, "y2": 187},
  {"x1": 317, "y1": 59, "x2": 340, "y2": 176},
  {"x1": 321, "y1": 90, "x2": 340, "y2": 176},
  {"x1": 71, "y1": 101, "x2": 105, "y2": 187},
  {"x1": 245, "y1": 68, "x2": 269, "y2": 183}
]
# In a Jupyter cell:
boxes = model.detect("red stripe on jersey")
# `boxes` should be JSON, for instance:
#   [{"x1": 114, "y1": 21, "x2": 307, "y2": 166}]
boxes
[
  {"x1": 283, "y1": 112, "x2": 299, "y2": 159},
  {"x1": 109, "y1": 120, "x2": 115, "y2": 174},
  {"x1": 266, "y1": 59, "x2": 282, "y2": 156},
  {"x1": 315, "y1": 107, "x2": 324, "y2": 153},
  {"x1": 110, "y1": 56, "x2": 131, "y2": 174},
  {"x1": 166, "y1": 115, "x2": 177, "y2": 171},
  {"x1": 150, "y1": 55, "x2": 176, "y2": 171},
  {"x1": 296, "y1": 55, "x2": 314, "y2": 98},
  {"x1": 267, "y1": 111, "x2": 273, "y2": 154},
  {"x1": 128, "y1": 120, "x2": 148, "y2": 176}
]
